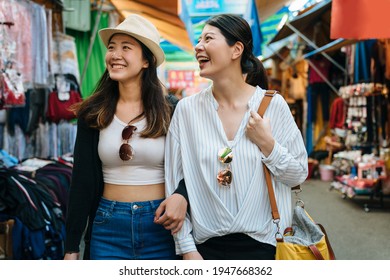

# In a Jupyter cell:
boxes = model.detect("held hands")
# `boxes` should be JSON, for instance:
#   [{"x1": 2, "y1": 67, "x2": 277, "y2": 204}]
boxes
[
  {"x1": 154, "y1": 193, "x2": 188, "y2": 234},
  {"x1": 246, "y1": 110, "x2": 275, "y2": 157}
]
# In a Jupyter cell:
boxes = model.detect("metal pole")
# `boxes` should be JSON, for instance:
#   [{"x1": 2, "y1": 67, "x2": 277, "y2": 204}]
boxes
[
  {"x1": 80, "y1": 0, "x2": 105, "y2": 85},
  {"x1": 286, "y1": 22, "x2": 346, "y2": 74},
  {"x1": 264, "y1": 44, "x2": 290, "y2": 61},
  {"x1": 306, "y1": 59, "x2": 339, "y2": 96}
]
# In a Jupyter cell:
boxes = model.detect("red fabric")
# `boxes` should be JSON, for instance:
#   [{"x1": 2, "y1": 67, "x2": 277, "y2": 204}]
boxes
[
  {"x1": 309, "y1": 57, "x2": 331, "y2": 84},
  {"x1": 329, "y1": 97, "x2": 345, "y2": 129},
  {"x1": 336, "y1": 175, "x2": 376, "y2": 189},
  {"x1": 0, "y1": 73, "x2": 26, "y2": 108},
  {"x1": 46, "y1": 90, "x2": 82, "y2": 123},
  {"x1": 331, "y1": 0, "x2": 390, "y2": 39}
]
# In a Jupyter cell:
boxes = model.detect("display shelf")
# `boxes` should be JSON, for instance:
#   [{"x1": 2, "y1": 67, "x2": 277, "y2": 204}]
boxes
[{"x1": 330, "y1": 175, "x2": 385, "y2": 212}]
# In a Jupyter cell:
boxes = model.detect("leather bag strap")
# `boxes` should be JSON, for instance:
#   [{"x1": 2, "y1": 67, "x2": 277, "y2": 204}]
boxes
[
  {"x1": 309, "y1": 245, "x2": 325, "y2": 260},
  {"x1": 257, "y1": 90, "x2": 280, "y2": 220},
  {"x1": 262, "y1": 163, "x2": 280, "y2": 220},
  {"x1": 318, "y1": 224, "x2": 336, "y2": 260},
  {"x1": 258, "y1": 90, "x2": 276, "y2": 118},
  {"x1": 258, "y1": 90, "x2": 301, "y2": 220}
]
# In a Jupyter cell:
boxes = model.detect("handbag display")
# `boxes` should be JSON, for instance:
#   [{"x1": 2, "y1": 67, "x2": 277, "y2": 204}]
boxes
[
  {"x1": 46, "y1": 90, "x2": 82, "y2": 123},
  {"x1": 258, "y1": 90, "x2": 336, "y2": 260},
  {"x1": 0, "y1": 69, "x2": 26, "y2": 109},
  {"x1": 46, "y1": 74, "x2": 83, "y2": 123}
]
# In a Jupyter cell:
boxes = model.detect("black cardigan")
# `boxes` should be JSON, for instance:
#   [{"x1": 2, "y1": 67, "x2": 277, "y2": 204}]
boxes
[{"x1": 64, "y1": 95, "x2": 187, "y2": 259}]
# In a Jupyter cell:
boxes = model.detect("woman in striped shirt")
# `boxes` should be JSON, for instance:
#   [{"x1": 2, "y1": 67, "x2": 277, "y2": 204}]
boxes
[{"x1": 164, "y1": 14, "x2": 308, "y2": 260}]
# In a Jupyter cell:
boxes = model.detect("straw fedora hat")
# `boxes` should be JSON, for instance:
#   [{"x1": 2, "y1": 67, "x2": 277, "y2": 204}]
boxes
[{"x1": 99, "y1": 14, "x2": 165, "y2": 66}]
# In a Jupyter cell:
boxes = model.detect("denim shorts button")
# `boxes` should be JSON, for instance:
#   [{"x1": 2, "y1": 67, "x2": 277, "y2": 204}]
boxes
[{"x1": 132, "y1": 204, "x2": 138, "y2": 210}]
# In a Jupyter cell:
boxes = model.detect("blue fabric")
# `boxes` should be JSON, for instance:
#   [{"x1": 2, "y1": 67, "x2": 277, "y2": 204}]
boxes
[
  {"x1": 7, "y1": 89, "x2": 30, "y2": 135},
  {"x1": 0, "y1": 214, "x2": 61, "y2": 260},
  {"x1": 309, "y1": 82, "x2": 330, "y2": 123},
  {"x1": 0, "y1": 125, "x2": 3, "y2": 149},
  {"x1": 0, "y1": 149, "x2": 19, "y2": 167},
  {"x1": 0, "y1": 214, "x2": 24, "y2": 259},
  {"x1": 90, "y1": 197, "x2": 178, "y2": 260}
]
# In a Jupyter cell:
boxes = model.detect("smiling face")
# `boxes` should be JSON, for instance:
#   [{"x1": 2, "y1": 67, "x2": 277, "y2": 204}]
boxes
[
  {"x1": 105, "y1": 33, "x2": 149, "y2": 84},
  {"x1": 195, "y1": 24, "x2": 236, "y2": 80}
]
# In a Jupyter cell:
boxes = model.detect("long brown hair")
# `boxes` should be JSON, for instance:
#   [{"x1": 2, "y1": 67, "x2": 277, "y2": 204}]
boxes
[{"x1": 73, "y1": 38, "x2": 171, "y2": 138}]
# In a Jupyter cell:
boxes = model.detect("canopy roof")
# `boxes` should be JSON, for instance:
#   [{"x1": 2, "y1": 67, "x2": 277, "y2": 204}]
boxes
[
  {"x1": 109, "y1": 0, "x2": 193, "y2": 51},
  {"x1": 267, "y1": 0, "x2": 357, "y2": 71},
  {"x1": 108, "y1": 0, "x2": 292, "y2": 53},
  {"x1": 268, "y1": 0, "x2": 332, "y2": 46},
  {"x1": 255, "y1": 0, "x2": 289, "y2": 21},
  {"x1": 303, "y1": 38, "x2": 357, "y2": 59}
]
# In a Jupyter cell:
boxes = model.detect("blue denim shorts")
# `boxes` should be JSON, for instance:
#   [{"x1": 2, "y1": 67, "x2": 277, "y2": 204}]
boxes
[{"x1": 90, "y1": 197, "x2": 178, "y2": 260}]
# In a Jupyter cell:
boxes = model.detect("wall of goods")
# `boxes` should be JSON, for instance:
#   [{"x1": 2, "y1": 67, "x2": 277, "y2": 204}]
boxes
[
  {"x1": 0, "y1": 0, "x2": 77, "y2": 259},
  {"x1": 320, "y1": 83, "x2": 390, "y2": 212},
  {"x1": 0, "y1": 0, "x2": 80, "y2": 160},
  {"x1": 267, "y1": 39, "x2": 390, "y2": 211}
]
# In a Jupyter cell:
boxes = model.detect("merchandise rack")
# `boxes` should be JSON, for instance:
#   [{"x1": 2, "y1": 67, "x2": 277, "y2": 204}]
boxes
[
  {"x1": 330, "y1": 175, "x2": 385, "y2": 212},
  {"x1": 328, "y1": 83, "x2": 388, "y2": 212}
]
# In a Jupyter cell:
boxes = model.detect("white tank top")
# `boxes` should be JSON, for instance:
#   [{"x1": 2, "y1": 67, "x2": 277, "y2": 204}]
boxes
[{"x1": 98, "y1": 115, "x2": 165, "y2": 185}]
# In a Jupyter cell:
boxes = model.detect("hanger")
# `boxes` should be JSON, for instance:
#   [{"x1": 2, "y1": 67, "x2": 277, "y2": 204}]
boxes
[{"x1": 0, "y1": 22, "x2": 14, "y2": 28}]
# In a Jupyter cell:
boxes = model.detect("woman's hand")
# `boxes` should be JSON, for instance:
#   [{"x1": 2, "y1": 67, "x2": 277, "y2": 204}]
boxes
[
  {"x1": 154, "y1": 193, "x2": 188, "y2": 234},
  {"x1": 246, "y1": 110, "x2": 275, "y2": 157},
  {"x1": 64, "y1": 252, "x2": 80, "y2": 260},
  {"x1": 183, "y1": 251, "x2": 203, "y2": 260}
]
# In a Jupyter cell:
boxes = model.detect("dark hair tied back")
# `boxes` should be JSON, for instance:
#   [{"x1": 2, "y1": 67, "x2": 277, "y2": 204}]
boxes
[
  {"x1": 245, "y1": 54, "x2": 269, "y2": 89},
  {"x1": 206, "y1": 14, "x2": 268, "y2": 88}
]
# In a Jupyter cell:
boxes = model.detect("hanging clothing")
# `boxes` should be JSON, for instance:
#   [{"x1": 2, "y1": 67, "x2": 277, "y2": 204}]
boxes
[
  {"x1": 308, "y1": 56, "x2": 331, "y2": 123},
  {"x1": 309, "y1": 82, "x2": 330, "y2": 123},
  {"x1": 309, "y1": 56, "x2": 331, "y2": 84},
  {"x1": 329, "y1": 97, "x2": 346, "y2": 129},
  {"x1": 51, "y1": 33, "x2": 81, "y2": 84},
  {"x1": 370, "y1": 40, "x2": 386, "y2": 84},
  {"x1": 383, "y1": 39, "x2": 390, "y2": 80}
]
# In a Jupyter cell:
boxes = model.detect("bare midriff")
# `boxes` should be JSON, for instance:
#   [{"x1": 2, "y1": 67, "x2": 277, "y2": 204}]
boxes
[{"x1": 103, "y1": 183, "x2": 165, "y2": 202}]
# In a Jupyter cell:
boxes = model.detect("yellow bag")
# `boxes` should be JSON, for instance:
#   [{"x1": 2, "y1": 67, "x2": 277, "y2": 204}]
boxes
[{"x1": 275, "y1": 205, "x2": 335, "y2": 260}]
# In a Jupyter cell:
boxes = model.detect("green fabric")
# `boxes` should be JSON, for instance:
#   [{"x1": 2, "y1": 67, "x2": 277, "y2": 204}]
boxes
[{"x1": 66, "y1": 11, "x2": 109, "y2": 98}]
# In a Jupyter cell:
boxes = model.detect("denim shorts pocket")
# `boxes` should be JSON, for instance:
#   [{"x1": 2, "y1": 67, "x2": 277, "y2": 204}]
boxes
[{"x1": 93, "y1": 208, "x2": 111, "y2": 225}]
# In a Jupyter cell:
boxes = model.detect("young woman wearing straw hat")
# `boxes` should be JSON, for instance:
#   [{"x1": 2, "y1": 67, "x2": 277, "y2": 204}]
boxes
[{"x1": 63, "y1": 14, "x2": 187, "y2": 260}]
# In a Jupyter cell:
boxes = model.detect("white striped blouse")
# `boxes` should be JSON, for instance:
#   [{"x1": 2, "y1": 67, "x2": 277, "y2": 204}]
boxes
[{"x1": 165, "y1": 86, "x2": 308, "y2": 255}]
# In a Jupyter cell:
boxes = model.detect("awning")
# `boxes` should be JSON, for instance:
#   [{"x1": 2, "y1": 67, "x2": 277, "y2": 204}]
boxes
[
  {"x1": 267, "y1": 0, "x2": 344, "y2": 72},
  {"x1": 255, "y1": 0, "x2": 291, "y2": 21},
  {"x1": 303, "y1": 38, "x2": 357, "y2": 59},
  {"x1": 107, "y1": 1, "x2": 293, "y2": 52},
  {"x1": 265, "y1": 0, "x2": 353, "y2": 96},
  {"x1": 109, "y1": 0, "x2": 193, "y2": 51},
  {"x1": 268, "y1": 0, "x2": 331, "y2": 46},
  {"x1": 261, "y1": 45, "x2": 290, "y2": 62}
]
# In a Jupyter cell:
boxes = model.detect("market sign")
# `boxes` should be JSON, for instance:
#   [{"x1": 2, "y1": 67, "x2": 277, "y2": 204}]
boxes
[{"x1": 187, "y1": 0, "x2": 248, "y2": 15}]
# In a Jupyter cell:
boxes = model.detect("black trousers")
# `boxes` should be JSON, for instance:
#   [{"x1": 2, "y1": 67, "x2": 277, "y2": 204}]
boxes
[{"x1": 196, "y1": 233, "x2": 276, "y2": 260}]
